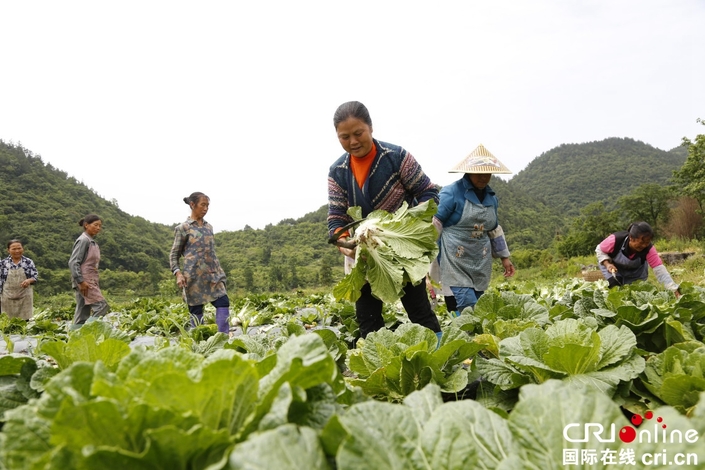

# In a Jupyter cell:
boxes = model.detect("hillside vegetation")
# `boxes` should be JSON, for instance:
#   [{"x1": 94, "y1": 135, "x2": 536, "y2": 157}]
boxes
[
  {"x1": 510, "y1": 137, "x2": 686, "y2": 215},
  {"x1": 0, "y1": 141, "x2": 173, "y2": 295},
  {"x1": 0, "y1": 134, "x2": 696, "y2": 298}
]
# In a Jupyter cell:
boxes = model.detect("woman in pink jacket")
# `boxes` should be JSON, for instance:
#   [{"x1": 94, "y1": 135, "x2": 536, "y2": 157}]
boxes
[{"x1": 596, "y1": 221, "x2": 680, "y2": 297}]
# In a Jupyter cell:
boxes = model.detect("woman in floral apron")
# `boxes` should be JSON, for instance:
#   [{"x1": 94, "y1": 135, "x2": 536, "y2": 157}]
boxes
[
  {"x1": 69, "y1": 214, "x2": 109, "y2": 327},
  {"x1": 0, "y1": 239, "x2": 38, "y2": 320},
  {"x1": 170, "y1": 192, "x2": 230, "y2": 333}
]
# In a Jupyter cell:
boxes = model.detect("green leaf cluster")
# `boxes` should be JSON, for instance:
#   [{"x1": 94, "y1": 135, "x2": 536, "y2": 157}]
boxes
[
  {"x1": 346, "y1": 323, "x2": 490, "y2": 400},
  {"x1": 455, "y1": 290, "x2": 550, "y2": 339},
  {"x1": 333, "y1": 200, "x2": 439, "y2": 304},
  {"x1": 0, "y1": 333, "x2": 348, "y2": 470},
  {"x1": 38, "y1": 320, "x2": 132, "y2": 371},
  {"x1": 320, "y1": 380, "x2": 705, "y2": 470},
  {"x1": 641, "y1": 341, "x2": 705, "y2": 415},
  {"x1": 476, "y1": 318, "x2": 645, "y2": 397},
  {"x1": 0, "y1": 355, "x2": 50, "y2": 420}
]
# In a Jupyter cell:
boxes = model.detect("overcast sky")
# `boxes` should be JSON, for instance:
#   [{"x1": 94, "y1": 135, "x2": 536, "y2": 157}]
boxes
[{"x1": 1, "y1": 1, "x2": 703, "y2": 233}]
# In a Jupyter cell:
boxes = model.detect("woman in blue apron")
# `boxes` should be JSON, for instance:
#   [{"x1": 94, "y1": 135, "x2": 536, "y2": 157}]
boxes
[{"x1": 434, "y1": 145, "x2": 516, "y2": 315}]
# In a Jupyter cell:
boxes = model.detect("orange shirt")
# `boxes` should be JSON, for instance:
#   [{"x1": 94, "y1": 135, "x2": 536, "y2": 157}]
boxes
[
  {"x1": 335, "y1": 143, "x2": 377, "y2": 239},
  {"x1": 350, "y1": 142, "x2": 377, "y2": 189}
]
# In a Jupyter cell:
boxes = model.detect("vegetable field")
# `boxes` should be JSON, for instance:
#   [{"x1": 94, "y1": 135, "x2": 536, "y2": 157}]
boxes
[{"x1": 1, "y1": 279, "x2": 704, "y2": 469}]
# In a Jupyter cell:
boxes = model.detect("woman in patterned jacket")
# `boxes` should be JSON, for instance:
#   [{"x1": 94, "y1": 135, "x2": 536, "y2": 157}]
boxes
[
  {"x1": 327, "y1": 101, "x2": 441, "y2": 340},
  {"x1": 170, "y1": 192, "x2": 230, "y2": 333}
]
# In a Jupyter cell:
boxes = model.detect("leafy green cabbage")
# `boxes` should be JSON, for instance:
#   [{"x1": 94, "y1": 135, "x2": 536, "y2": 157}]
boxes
[
  {"x1": 454, "y1": 290, "x2": 550, "y2": 339},
  {"x1": 476, "y1": 318, "x2": 645, "y2": 398},
  {"x1": 640, "y1": 341, "x2": 705, "y2": 415},
  {"x1": 0, "y1": 334, "x2": 346, "y2": 470},
  {"x1": 346, "y1": 323, "x2": 491, "y2": 400},
  {"x1": 321, "y1": 381, "x2": 705, "y2": 470},
  {"x1": 333, "y1": 200, "x2": 439, "y2": 304}
]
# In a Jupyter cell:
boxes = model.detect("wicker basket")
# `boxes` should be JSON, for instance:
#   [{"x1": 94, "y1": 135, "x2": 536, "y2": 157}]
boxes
[{"x1": 582, "y1": 270, "x2": 605, "y2": 282}]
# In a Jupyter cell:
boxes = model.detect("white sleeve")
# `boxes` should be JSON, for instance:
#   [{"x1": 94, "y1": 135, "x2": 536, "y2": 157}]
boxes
[
  {"x1": 596, "y1": 243, "x2": 611, "y2": 265},
  {"x1": 652, "y1": 264, "x2": 679, "y2": 292},
  {"x1": 432, "y1": 217, "x2": 443, "y2": 239}
]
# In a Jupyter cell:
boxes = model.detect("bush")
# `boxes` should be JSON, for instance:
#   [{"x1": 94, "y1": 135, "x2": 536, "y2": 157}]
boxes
[{"x1": 511, "y1": 249, "x2": 555, "y2": 270}]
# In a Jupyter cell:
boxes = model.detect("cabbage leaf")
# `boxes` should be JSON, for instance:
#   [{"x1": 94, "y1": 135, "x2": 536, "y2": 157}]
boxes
[
  {"x1": 333, "y1": 200, "x2": 439, "y2": 304},
  {"x1": 476, "y1": 318, "x2": 645, "y2": 398}
]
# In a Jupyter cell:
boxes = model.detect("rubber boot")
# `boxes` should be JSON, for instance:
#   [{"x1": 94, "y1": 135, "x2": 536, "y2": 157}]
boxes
[
  {"x1": 190, "y1": 313, "x2": 203, "y2": 329},
  {"x1": 215, "y1": 307, "x2": 230, "y2": 334}
]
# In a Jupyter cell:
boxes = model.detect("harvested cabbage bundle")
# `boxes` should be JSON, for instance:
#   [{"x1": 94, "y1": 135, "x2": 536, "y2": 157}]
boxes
[{"x1": 333, "y1": 200, "x2": 439, "y2": 303}]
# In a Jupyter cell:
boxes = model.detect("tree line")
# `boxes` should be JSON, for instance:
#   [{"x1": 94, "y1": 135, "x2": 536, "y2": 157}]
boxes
[{"x1": 1, "y1": 123, "x2": 703, "y2": 298}]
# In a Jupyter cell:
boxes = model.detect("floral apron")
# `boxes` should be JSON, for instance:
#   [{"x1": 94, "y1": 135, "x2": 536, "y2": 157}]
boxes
[
  {"x1": 1, "y1": 268, "x2": 33, "y2": 319},
  {"x1": 181, "y1": 224, "x2": 227, "y2": 306}
]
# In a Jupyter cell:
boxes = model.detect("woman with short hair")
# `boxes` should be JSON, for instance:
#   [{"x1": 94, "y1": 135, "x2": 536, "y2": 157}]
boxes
[
  {"x1": 327, "y1": 101, "x2": 441, "y2": 339},
  {"x1": 0, "y1": 239, "x2": 38, "y2": 320}
]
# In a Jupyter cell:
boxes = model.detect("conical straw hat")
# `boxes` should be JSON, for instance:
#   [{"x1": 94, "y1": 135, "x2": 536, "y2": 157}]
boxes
[{"x1": 449, "y1": 144, "x2": 512, "y2": 174}]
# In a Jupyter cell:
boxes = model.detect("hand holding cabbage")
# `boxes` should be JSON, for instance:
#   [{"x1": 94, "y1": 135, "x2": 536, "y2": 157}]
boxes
[{"x1": 333, "y1": 200, "x2": 439, "y2": 304}]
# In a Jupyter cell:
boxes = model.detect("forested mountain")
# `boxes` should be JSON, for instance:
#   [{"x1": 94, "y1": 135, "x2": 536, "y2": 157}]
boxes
[
  {"x1": 0, "y1": 138, "x2": 340, "y2": 296},
  {"x1": 485, "y1": 177, "x2": 565, "y2": 249},
  {"x1": 509, "y1": 138, "x2": 686, "y2": 215},
  {"x1": 0, "y1": 136, "x2": 690, "y2": 297},
  {"x1": 216, "y1": 205, "x2": 339, "y2": 294},
  {"x1": 0, "y1": 141, "x2": 173, "y2": 294}
]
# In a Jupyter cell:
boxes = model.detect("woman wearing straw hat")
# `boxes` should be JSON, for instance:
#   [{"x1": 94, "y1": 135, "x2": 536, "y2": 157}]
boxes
[{"x1": 433, "y1": 144, "x2": 516, "y2": 315}]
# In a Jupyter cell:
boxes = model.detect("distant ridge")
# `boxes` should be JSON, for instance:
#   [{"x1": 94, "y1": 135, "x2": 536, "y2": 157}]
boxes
[
  {"x1": 509, "y1": 137, "x2": 686, "y2": 216},
  {"x1": 1, "y1": 136, "x2": 688, "y2": 296}
]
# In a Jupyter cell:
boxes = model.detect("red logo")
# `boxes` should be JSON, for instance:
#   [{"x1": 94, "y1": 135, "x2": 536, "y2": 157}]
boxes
[{"x1": 619, "y1": 411, "x2": 666, "y2": 443}]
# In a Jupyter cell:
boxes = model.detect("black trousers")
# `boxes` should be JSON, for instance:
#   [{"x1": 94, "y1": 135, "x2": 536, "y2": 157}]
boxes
[
  {"x1": 355, "y1": 281, "x2": 441, "y2": 338},
  {"x1": 188, "y1": 294, "x2": 230, "y2": 316}
]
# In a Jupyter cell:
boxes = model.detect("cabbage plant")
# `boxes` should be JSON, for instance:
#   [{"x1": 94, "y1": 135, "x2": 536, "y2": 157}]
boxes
[
  {"x1": 333, "y1": 200, "x2": 439, "y2": 304},
  {"x1": 475, "y1": 318, "x2": 645, "y2": 398},
  {"x1": 346, "y1": 323, "x2": 492, "y2": 401},
  {"x1": 640, "y1": 341, "x2": 705, "y2": 415}
]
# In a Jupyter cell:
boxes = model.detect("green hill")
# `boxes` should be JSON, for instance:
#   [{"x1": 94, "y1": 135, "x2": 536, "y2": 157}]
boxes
[
  {"x1": 485, "y1": 177, "x2": 566, "y2": 250},
  {"x1": 1, "y1": 136, "x2": 691, "y2": 298},
  {"x1": 0, "y1": 140, "x2": 343, "y2": 297},
  {"x1": 0, "y1": 141, "x2": 173, "y2": 295},
  {"x1": 509, "y1": 137, "x2": 686, "y2": 216},
  {"x1": 216, "y1": 205, "x2": 341, "y2": 295}
]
